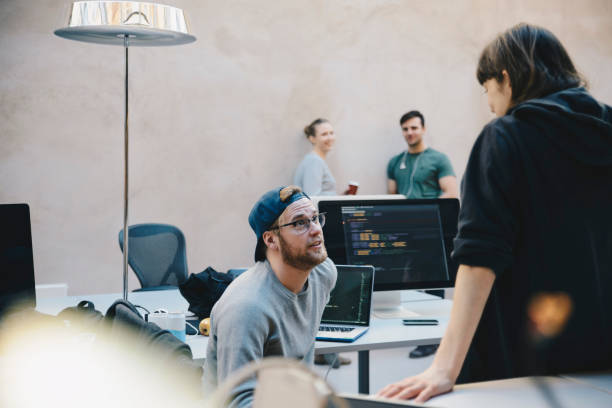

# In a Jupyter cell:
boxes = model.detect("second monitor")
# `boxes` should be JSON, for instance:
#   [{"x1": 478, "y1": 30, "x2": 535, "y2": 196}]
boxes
[{"x1": 319, "y1": 198, "x2": 459, "y2": 292}]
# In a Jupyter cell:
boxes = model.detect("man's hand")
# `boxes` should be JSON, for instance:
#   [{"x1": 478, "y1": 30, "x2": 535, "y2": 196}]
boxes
[{"x1": 376, "y1": 365, "x2": 454, "y2": 402}]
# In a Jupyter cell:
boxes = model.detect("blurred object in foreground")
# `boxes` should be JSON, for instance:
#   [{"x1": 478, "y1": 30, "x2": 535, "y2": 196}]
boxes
[
  {"x1": 0, "y1": 310, "x2": 206, "y2": 408},
  {"x1": 211, "y1": 357, "x2": 348, "y2": 408},
  {"x1": 527, "y1": 292, "x2": 573, "y2": 340}
]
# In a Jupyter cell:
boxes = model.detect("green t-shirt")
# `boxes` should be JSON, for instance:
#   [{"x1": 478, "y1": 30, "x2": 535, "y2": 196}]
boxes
[{"x1": 387, "y1": 148, "x2": 455, "y2": 198}]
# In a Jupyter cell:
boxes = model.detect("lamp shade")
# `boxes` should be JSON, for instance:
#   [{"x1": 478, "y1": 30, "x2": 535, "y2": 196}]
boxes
[{"x1": 54, "y1": 1, "x2": 196, "y2": 46}]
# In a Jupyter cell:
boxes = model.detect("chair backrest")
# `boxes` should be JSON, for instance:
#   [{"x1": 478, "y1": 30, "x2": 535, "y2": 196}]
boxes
[
  {"x1": 227, "y1": 268, "x2": 248, "y2": 279},
  {"x1": 209, "y1": 357, "x2": 348, "y2": 408},
  {"x1": 118, "y1": 224, "x2": 188, "y2": 290}
]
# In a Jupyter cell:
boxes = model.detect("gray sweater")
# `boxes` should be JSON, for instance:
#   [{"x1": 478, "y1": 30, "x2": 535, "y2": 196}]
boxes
[
  {"x1": 203, "y1": 258, "x2": 337, "y2": 407},
  {"x1": 293, "y1": 152, "x2": 337, "y2": 196}
]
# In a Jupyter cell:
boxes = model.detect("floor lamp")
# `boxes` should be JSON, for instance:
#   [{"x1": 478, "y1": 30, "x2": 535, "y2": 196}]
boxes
[{"x1": 55, "y1": 1, "x2": 196, "y2": 300}]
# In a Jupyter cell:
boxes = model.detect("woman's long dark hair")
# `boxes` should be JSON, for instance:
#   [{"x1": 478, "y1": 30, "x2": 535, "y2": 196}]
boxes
[{"x1": 477, "y1": 23, "x2": 587, "y2": 106}]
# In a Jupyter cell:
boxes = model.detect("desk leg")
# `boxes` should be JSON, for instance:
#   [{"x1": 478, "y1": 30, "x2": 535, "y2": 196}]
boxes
[{"x1": 358, "y1": 350, "x2": 369, "y2": 394}]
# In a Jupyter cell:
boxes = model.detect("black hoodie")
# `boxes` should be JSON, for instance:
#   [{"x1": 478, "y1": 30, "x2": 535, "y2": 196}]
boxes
[{"x1": 452, "y1": 87, "x2": 612, "y2": 383}]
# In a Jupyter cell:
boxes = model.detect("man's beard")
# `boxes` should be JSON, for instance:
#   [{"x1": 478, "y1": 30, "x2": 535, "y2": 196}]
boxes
[{"x1": 278, "y1": 233, "x2": 327, "y2": 270}]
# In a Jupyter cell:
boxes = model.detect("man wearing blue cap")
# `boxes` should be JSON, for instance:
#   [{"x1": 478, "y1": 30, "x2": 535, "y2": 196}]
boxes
[{"x1": 203, "y1": 185, "x2": 337, "y2": 407}]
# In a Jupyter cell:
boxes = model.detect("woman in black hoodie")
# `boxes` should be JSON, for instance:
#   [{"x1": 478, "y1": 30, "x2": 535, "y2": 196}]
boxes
[{"x1": 379, "y1": 23, "x2": 612, "y2": 402}]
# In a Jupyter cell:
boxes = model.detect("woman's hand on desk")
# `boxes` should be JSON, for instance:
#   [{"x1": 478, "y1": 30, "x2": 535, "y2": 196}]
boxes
[
  {"x1": 376, "y1": 265, "x2": 496, "y2": 402},
  {"x1": 375, "y1": 365, "x2": 454, "y2": 402}
]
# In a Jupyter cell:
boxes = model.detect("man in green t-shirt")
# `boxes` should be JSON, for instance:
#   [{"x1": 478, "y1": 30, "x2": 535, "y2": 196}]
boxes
[
  {"x1": 387, "y1": 110, "x2": 458, "y2": 359},
  {"x1": 387, "y1": 111, "x2": 458, "y2": 198}
]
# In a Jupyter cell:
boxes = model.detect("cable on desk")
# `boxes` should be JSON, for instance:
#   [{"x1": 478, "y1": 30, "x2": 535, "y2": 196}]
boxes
[{"x1": 324, "y1": 354, "x2": 339, "y2": 381}]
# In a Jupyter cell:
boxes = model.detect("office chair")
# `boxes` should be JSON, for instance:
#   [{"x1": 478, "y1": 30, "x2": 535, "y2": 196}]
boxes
[
  {"x1": 118, "y1": 224, "x2": 188, "y2": 292},
  {"x1": 227, "y1": 268, "x2": 248, "y2": 279}
]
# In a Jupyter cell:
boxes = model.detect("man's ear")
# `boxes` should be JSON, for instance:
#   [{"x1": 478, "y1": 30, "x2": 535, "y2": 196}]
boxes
[{"x1": 263, "y1": 231, "x2": 278, "y2": 250}]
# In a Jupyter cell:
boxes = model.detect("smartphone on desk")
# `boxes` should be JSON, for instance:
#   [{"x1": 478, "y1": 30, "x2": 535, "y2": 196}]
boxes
[{"x1": 402, "y1": 319, "x2": 438, "y2": 326}]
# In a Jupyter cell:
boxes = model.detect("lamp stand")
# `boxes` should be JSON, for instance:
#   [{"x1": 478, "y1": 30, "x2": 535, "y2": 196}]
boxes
[
  {"x1": 54, "y1": 1, "x2": 196, "y2": 300},
  {"x1": 122, "y1": 35, "x2": 130, "y2": 301}
]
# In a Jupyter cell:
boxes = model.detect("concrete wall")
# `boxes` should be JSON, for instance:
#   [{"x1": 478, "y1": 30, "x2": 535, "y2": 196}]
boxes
[{"x1": 1, "y1": 0, "x2": 611, "y2": 295}]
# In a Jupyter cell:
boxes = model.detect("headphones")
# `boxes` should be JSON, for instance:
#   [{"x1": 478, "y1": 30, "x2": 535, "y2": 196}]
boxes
[
  {"x1": 399, "y1": 151, "x2": 423, "y2": 197},
  {"x1": 399, "y1": 151, "x2": 408, "y2": 169}
]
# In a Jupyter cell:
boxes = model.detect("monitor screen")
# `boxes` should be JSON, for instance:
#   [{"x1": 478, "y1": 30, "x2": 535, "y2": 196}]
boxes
[
  {"x1": 319, "y1": 199, "x2": 459, "y2": 291},
  {"x1": 0, "y1": 204, "x2": 36, "y2": 317}
]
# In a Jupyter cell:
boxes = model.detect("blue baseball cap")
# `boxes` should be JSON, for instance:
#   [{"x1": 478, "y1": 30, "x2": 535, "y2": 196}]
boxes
[{"x1": 249, "y1": 186, "x2": 310, "y2": 261}]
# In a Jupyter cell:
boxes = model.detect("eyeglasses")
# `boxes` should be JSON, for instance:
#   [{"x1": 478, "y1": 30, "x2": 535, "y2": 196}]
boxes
[{"x1": 271, "y1": 213, "x2": 326, "y2": 234}]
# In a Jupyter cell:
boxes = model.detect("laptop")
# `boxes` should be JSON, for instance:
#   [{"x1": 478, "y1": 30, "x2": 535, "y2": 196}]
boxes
[
  {"x1": 316, "y1": 265, "x2": 375, "y2": 342},
  {"x1": 0, "y1": 204, "x2": 37, "y2": 318}
]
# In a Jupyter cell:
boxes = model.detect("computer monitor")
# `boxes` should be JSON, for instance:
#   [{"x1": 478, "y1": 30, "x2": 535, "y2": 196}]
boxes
[
  {"x1": 0, "y1": 204, "x2": 36, "y2": 318},
  {"x1": 319, "y1": 198, "x2": 459, "y2": 317}
]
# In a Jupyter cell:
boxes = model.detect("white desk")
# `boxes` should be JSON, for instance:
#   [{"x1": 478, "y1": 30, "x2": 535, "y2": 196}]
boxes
[
  {"x1": 560, "y1": 372, "x2": 612, "y2": 395},
  {"x1": 36, "y1": 289, "x2": 451, "y2": 394},
  {"x1": 35, "y1": 290, "x2": 191, "y2": 316},
  {"x1": 428, "y1": 374, "x2": 612, "y2": 407},
  {"x1": 339, "y1": 373, "x2": 612, "y2": 407},
  {"x1": 320, "y1": 293, "x2": 450, "y2": 394}
]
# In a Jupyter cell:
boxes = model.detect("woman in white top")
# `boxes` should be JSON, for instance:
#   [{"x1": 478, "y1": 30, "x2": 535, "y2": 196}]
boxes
[{"x1": 293, "y1": 118, "x2": 337, "y2": 196}]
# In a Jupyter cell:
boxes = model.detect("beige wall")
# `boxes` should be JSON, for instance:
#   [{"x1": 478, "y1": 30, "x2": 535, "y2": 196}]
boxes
[{"x1": 1, "y1": 0, "x2": 611, "y2": 295}]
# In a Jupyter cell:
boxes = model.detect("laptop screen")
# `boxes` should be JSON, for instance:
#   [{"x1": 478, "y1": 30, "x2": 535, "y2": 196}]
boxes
[
  {"x1": 321, "y1": 265, "x2": 374, "y2": 326},
  {"x1": 0, "y1": 204, "x2": 36, "y2": 317}
]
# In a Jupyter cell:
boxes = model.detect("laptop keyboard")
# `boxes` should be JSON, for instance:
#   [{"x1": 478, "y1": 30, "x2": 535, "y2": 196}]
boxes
[{"x1": 319, "y1": 325, "x2": 354, "y2": 332}]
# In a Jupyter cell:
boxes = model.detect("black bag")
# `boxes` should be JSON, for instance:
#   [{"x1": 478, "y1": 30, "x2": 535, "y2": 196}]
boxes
[
  {"x1": 57, "y1": 300, "x2": 104, "y2": 328},
  {"x1": 59, "y1": 299, "x2": 202, "y2": 389},
  {"x1": 105, "y1": 299, "x2": 199, "y2": 373},
  {"x1": 179, "y1": 266, "x2": 235, "y2": 319}
]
